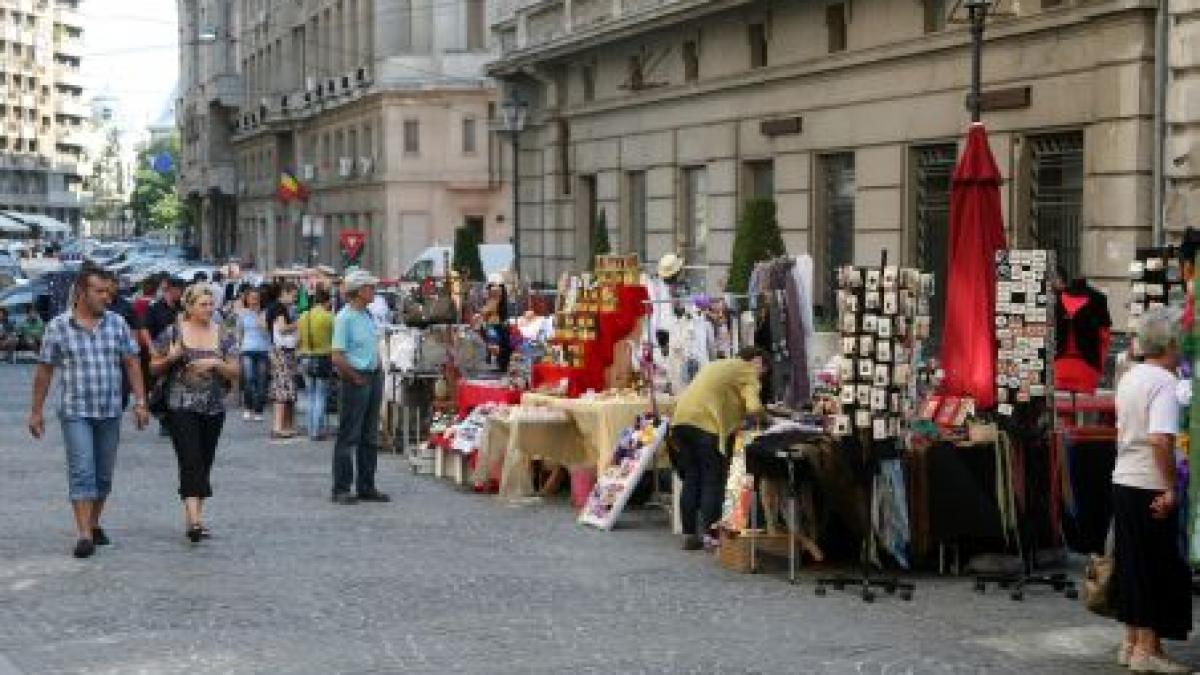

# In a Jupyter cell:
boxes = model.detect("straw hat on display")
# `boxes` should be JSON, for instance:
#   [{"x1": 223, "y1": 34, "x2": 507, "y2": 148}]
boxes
[{"x1": 657, "y1": 253, "x2": 684, "y2": 280}]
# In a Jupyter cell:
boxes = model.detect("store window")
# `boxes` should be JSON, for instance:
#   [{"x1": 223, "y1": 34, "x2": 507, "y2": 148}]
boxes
[
  {"x1": 626, "y1": 170, "x2": 647, "y2": 261},
  {"x1": 1028, "y1": 131, "x2": 1084, "y2": 279},
  {"x1": 912, "y1": 144, "x2": 956, "y2": 347},
  {"x1": 817, "y1": 153, "x2": 855, "y2": 321},
  {"x1": 680, "y1": 166, "x2": 708, "y2": 288}
]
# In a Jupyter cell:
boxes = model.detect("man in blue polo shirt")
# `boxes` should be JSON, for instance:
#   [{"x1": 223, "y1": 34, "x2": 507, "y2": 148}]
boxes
[{"x1": 330, "y1": 269, "x2": 389, "y2": 505}]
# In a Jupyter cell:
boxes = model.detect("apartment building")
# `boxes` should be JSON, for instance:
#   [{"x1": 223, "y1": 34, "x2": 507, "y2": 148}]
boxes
[
  {"x1": 488, "y1": 0, "x2": 1158, "y2": 323},
  {"x1": 0, "y1": 0, "x2": 87, "y2": 233},
  {"x1": 180, "y1": 0, "x2": 509, "y2": 275}
]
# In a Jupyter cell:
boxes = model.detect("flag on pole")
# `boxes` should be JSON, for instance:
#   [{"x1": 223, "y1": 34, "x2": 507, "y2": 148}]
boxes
[{"x1": 276, "y1": 169, "x2": 309, "y2": 203}]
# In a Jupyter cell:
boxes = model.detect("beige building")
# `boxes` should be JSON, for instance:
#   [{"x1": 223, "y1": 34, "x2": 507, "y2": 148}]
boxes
[
  {"x1": 0, "y1": 0, "x2": 88, "y2": 232},
  {"x1": 180, "y1": 0, "x2": 510, "y2": 275},
  {"x1": 488, "y1": 0, "x2": 1159, "y2": 321}
]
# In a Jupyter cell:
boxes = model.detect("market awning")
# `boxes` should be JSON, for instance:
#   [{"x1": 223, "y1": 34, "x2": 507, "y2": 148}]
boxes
[{"x1": 938, "y1": 123, "x2": 1007, "y2": 410}]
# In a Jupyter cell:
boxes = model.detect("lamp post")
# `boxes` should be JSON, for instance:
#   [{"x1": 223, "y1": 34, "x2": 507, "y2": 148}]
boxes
[
  {"x1": 964, "y1": 0, "x2": 994, "y2": 122},
  {"x1": 501, "y1": 98, "x2": 528, "y2": 275}
]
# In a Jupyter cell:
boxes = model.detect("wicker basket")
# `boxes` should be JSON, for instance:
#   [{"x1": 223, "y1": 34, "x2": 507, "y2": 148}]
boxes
[{"x1": 717, "y1": 529, "x2": 792, "y2": 573}]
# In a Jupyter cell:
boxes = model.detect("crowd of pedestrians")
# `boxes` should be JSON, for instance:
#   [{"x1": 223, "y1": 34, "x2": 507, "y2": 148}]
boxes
[{"x1": 25, "y1": 262, "x2": 391, "y2": 557}]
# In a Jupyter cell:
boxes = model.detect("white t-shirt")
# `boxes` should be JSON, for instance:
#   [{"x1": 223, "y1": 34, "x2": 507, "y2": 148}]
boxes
[{"x1": 1113, "y1": 362, "x2": 1179, "y2": 490}]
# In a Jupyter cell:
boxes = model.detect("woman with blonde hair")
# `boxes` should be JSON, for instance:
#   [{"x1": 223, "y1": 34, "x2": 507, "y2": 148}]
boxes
[{"x1": 150, "y1": 283, "x2": 240, "y2": 544}]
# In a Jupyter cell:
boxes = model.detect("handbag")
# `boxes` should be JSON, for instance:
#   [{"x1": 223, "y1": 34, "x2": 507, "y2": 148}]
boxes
[
  {"x1": 147, "y1": 321, "x2": 182, "y2": 417},
  {"x1": 1083, "y1": 522, "x2": 1117, "y2": 617}
]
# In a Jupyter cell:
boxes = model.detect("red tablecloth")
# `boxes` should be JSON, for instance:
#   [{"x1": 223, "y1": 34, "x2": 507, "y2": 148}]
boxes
[
  {"x1": 533, "y1": 285, "x2": 648, "y2": 398},
  {"x1": 456, "y1": 380, "x2": 524, "y2": 416}
]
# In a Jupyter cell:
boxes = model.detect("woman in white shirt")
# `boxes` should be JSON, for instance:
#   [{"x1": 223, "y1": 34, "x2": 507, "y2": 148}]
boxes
[{"x1": 1112, "y1": 307, "x2": 1191, "y2": 673}]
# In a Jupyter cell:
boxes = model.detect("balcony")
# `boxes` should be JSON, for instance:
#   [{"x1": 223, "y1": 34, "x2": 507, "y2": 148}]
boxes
[
  {"x1": 54, "y1": 7, "x2": 83, "y2": 29},
  {"x1": 54, "y1": 66, "x2": 84, "y2": 89},
  {"x1": 54, "y1": 97, "x2": 86, "y2": 118},
  {"x1": 54, "y1": 38, "x2": 83, "y2": 58}
]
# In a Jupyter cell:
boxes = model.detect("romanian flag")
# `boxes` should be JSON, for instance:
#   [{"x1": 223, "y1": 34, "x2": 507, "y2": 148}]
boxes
[{"x1": 276, "y1": 169, "x2": 309, "y2": 203}]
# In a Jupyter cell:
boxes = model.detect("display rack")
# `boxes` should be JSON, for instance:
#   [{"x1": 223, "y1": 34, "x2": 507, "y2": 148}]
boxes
[
  {"x1": 974, "y1": 249, "x2": 1077, "y2": 602},
  {"x1": 816, "y1": 252, "x2": 926, "y2": 602}
]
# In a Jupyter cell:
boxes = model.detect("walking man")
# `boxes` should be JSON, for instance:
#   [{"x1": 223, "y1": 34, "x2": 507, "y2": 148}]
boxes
[
  {"x1": 28, "y1": 266, "x2": 150, "y2": 558},
  {"x1": 330, "y1": 270, "x2": 389, "y2": 505}
]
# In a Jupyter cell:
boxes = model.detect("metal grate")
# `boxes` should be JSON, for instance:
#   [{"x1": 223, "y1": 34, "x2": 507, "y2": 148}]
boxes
[
  {"x1": 914, "y1": 144, "x2": 956, "y2": 348},
  {"x1": 820, "y1": 153, "x2": 855, "y2": 320},
  {"x1": 1029, "y1": 132, "x2": 1084, "y2": 279}
]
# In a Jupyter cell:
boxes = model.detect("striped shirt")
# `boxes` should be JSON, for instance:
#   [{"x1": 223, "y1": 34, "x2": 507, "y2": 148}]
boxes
[{"x1": 39, "y1": 310, "x2": 138, "y2": 419}]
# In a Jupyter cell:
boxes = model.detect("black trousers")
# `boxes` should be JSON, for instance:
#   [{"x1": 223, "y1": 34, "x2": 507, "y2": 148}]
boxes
[
  {"x1": 670, "y1": 424, "x2": 732, "y2": 538},
  {"x1": 1113, "y1": 484, "x2": 1192, "y2": 640},
  {"x1": 167, "y1": 410, "x2": 225, "y2": 499}
]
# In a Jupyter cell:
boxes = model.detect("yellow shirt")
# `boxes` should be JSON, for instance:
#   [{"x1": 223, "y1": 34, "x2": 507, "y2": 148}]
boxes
[
  {"x1": 671, "y1": 358, "x2": 763, "y2": 453},
  {"x1": 297, "y1": 306, "x2": 334, "y2": 356}
]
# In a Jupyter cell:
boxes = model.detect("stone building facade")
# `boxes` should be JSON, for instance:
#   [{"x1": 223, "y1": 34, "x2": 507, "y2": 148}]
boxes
[
  {"x1": 489, "y1": 0, "x2": 1157, "y2": 322},
  {"x1": 180, "y1": 0, "x2": 510, "y2": 275}
]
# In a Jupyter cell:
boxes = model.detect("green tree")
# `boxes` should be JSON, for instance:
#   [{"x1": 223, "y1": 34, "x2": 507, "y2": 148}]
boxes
[
  {"x1": 726, "y1": 198, "x2": 786, "y2": 294},
  {"x1": 128, "y1": 131, "x2": 183, "y2": 234},
  {"x1": 590, "y1": 208, "x2": 610, "y2": 269},
  {"x1": 452, "y1": 225, "x2": 484, "y2": 281}
]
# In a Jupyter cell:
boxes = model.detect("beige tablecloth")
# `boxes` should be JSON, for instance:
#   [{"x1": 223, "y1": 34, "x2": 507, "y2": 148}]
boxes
[{"x1": 520, "y1": 392, "x2": 673, "y2": 471}]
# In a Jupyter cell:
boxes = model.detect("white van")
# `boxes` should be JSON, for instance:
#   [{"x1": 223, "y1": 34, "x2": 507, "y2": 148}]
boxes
[{"x1": 400, "y1": 244, "x2": 514, "y2": 282}]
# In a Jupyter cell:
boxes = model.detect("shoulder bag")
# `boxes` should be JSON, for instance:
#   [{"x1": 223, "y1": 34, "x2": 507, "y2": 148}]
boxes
[
  {"x1": 148, "y1": 321, "x2": 183, "y2": 417},
  {"x1": 1082, "y1": 522, "x2": 1116, "y2": 618}
]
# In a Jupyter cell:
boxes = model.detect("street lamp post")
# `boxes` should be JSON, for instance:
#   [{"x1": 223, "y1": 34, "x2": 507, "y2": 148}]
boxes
[
  {"x1": 501, "y1": 98, "x2": 528, "y2": 275},
  {"x1": 964, "y1": 0, "x2": 994, "y2": 123}
]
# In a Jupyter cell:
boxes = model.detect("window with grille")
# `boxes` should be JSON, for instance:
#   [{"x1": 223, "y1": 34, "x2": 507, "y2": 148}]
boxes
[
  {"x1": 818, "y1": 153, "x2": 855, "y2": 320},
  {"x1": 1028, "y1": 132, "x2": 1083, "y2": 279},
  {"x1": 913, "y1": 144, "x2": 956, "y2": 347}
]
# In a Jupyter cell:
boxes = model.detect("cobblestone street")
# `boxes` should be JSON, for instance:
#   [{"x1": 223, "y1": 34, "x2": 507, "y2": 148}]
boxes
[{"x1": 0, "y1": 364, "x2": 1193, "y2": 674}]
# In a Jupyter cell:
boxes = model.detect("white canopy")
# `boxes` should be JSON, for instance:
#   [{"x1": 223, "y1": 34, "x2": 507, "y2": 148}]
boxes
[{"x1": 0, "y1": 213, "x2": 30, "y2": 234}]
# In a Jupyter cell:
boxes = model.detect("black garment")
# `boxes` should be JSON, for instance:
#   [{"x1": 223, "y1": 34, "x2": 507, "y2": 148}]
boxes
[
  {"x1": 1054, "y1": 282, "x2": 1112, "y2": 370},
  {"x1": 669, "y1": 424, "x2": 732, "y2": 538},
  {"x1": 108, "y1": 295, "x2": 138, "y2": 408},
  {"x1": 166, "y1": 410, "x2": 225, "y2": 499},
  {"x1": 1112, "y1": 484, "x2": 1192, "y2": 640},
  {"x1": 144, "y1": 299, "x2": 180, "y2": 342}
]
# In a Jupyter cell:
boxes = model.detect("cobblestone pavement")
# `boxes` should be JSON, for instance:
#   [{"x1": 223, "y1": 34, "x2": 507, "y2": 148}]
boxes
[{"x1": 0, "y1": 364, "x2": 1196, "y2": 674}]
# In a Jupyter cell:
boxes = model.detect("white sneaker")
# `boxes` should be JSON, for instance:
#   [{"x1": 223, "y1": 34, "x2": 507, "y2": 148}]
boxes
[
  {"x1": 242, "y1": 411, "x2": 252, "y2": 421},
  {"x1": 1129, "y1": 652, "x2": 1189, "y2": 673}
]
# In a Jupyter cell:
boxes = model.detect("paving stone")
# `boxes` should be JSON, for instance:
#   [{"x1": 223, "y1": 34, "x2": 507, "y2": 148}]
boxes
[{"x1": 0, "y1": 364, "x2": 1192, "y2": 673}]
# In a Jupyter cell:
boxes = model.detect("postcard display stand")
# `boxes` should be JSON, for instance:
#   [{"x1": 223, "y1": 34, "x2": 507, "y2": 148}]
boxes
[
  {"x1": 975, "y1": 249, "x2": 1077, "y2": 602},
  {"x1": 815, "y1": 259, "x2": 930, "y2": 603},
  {"x1": 1127, "y1": 247, "x2": 1186, "y2": 329},
  {"x1": 578, "y1": 414, "x2": 670, "y2": 530}
]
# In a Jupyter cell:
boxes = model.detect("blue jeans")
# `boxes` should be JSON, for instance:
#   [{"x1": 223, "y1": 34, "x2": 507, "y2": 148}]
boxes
[
  {"x1": 241, "y1": 351, "x2": 268, "y2": 413},
  {"x1": 332, "y1": 369, "x2": 382, "y2": 495},
  {"x1": 303, "y1": 371, "x2": 331, "y2": 439},
  {"x1": 61, "y1": 416, "x2": 122, "y2": 502}
]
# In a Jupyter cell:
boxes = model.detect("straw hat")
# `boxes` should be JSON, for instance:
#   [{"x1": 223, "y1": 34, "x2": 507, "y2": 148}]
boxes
[{"x1": 657, "y1": 253, "x2": 684, "y2": 279}]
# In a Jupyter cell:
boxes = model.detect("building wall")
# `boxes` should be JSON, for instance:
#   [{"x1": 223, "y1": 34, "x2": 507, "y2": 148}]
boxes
[{"x1": 493, "y1": 0, "x2": 1155, "y2": 324}]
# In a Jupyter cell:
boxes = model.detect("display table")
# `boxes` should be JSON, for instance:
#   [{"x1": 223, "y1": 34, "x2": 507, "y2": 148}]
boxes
[
  {"x1": 456, "y1": 379, "x2": 523, "y2": 415},
  {"x1": 521, "y1": 392, "x2": 672, "y2": 471}
]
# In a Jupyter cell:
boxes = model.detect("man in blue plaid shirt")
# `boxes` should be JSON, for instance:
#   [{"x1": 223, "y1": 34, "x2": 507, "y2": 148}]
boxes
[{"x1": 28, "y1": 266, "x2": 150, "y2": 559}]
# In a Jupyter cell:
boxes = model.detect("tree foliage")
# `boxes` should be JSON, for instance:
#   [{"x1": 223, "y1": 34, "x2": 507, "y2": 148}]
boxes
[
  {"x1": 129, "y1": 132, "x2": 183, "y2": 233},
  {"x1": 453, "y1": 225, "x2": 485, "y2": 281},
  {"x1": 726, "y1": 198, "x2": 786, "y2": 294}
]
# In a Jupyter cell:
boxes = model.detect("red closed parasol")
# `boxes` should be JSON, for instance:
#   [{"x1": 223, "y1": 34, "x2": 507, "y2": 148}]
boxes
[{"x1": 938, "y1": 123, "x2": 1007, "y2": 409}]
